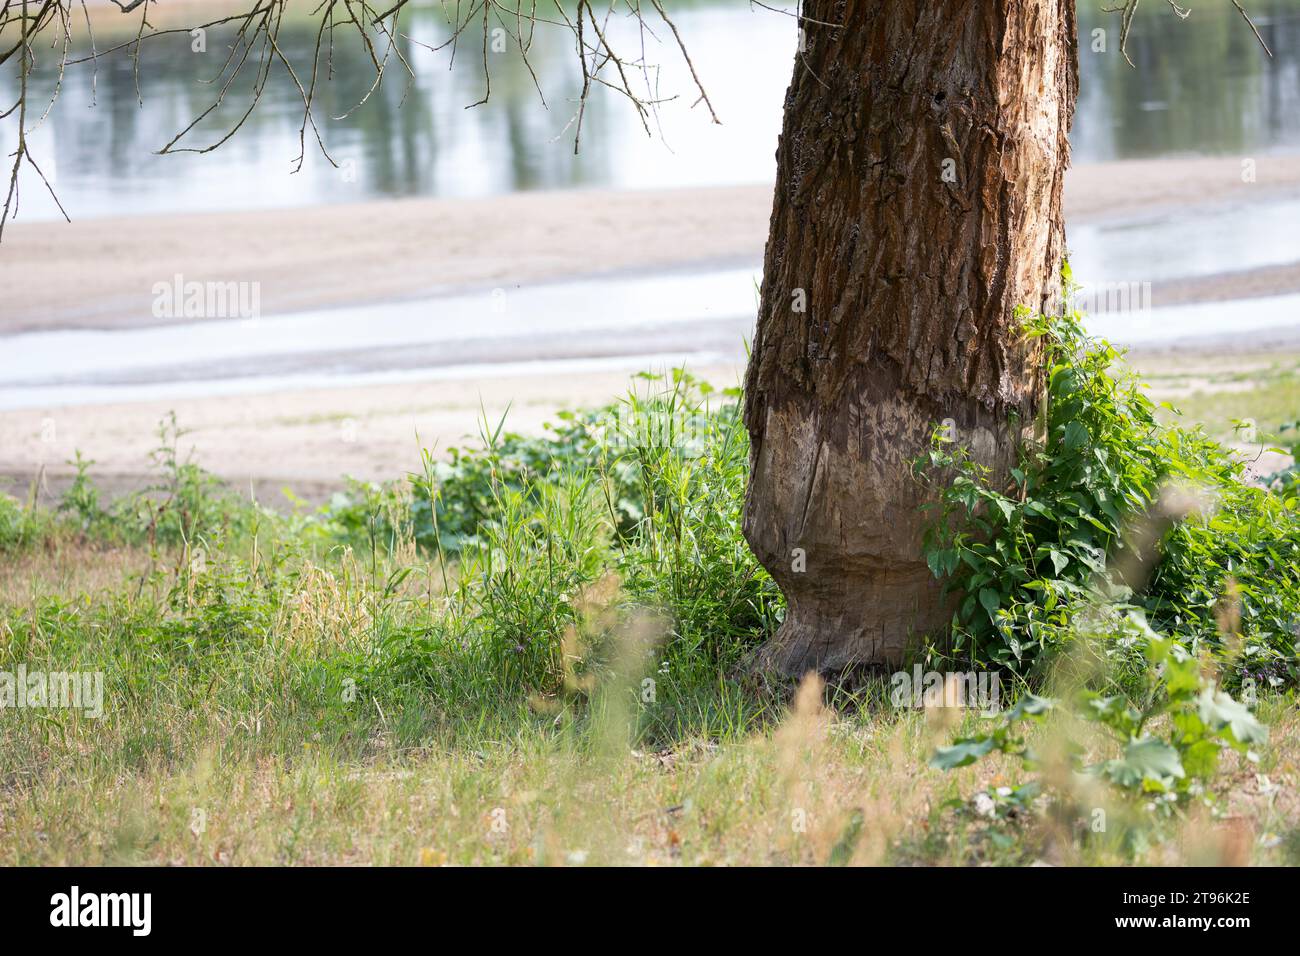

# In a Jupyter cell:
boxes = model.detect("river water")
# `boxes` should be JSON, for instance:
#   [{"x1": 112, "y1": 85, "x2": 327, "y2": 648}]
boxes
[
  {"x1": 4, "y1": 0, "x2": 1300, "y2": 219},
  {"x1": 2, "y1": 1, "x2": 1300, "y2": 407}
]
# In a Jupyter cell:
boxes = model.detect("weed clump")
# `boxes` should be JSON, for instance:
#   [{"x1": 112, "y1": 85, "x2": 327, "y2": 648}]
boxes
[{"x1": 920, "y1": 306, "x2": 1300, "y2": 689}]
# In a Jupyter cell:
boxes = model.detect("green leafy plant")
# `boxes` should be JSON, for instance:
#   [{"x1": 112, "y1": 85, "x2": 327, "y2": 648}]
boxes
[
  {"x1": 35, "y1": 415, "x2": 266, "y2": 551},
  {"x1": 0, "y1": 488, "x2": 44, "y2": 549},
  {"x1": 57, "y1": 451, "x2": 106, "y2": 535},
  {"x1": 610, "y1": 372, "x2": 780, "y2": 678},
  {"x1": 920, "y1": 296, "x2": 1300, "y2": 683},
  {"x1": 933, "y1": 617, "x2": 1267, "y2": 840},
  {"x1": 370, "y1": 370, "x2": 779, "y2": 721},
  {"x1": 134, "y1": 413, "x2": 253, "y2": 546}
]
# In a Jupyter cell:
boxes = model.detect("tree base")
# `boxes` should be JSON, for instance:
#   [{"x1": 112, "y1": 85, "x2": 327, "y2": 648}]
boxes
[
  {"x1": 742, "y1": 362, "x2": 977, "y2": 676},
  {"x1": 755, "y1": 562, "x2": 949, "y2": 677}
]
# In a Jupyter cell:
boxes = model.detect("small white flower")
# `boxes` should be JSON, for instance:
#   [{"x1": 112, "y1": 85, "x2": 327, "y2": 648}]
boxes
[{"x1": 1255, "y1": 774, "x2": 1280, "y2": 796}]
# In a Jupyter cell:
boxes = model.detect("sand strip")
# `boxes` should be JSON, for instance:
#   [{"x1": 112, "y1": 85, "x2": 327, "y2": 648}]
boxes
[{"x1": 6, "y1": 155, "x2": 1300, "y2": 335}]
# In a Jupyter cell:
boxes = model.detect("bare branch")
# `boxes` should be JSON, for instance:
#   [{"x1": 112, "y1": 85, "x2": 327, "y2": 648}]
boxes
[
  {"x1": 1105, "y1": 0, "x2": 1273, "y2": 68},
  {"x1": 1232, "y1": 1, "x2": 1273, "y2": 58},
  {"x1": 1, "y1": 0, "x2": 724, "y2": 234}
]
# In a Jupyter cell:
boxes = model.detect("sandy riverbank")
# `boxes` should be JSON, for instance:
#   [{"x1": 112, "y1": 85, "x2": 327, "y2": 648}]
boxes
[
  {"x1": 7, "y1": 154, "x2": 1300, "y2": 335},
  {"x1": 4, "y1": 345, "x2": 1292, "y2": 507},
  {"x1": 0, "y1": 362, "x2": 747, "y2": 504}
]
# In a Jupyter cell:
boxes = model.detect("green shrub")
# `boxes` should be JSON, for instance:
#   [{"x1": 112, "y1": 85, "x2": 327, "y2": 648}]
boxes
[
  {"x1": 920, "y1": 302, "x2": 1300, "y2": 684},
  {"x1": 129, "y1": 413, "x2": 260, "y2": 546},
  {"x1": 932, "y1": 619, "x2": 1267, "y2": 852},
  {"x1": 375, "y1": 371, "x2": 779, "y2": 714},
  {"x1": 318, "y1": 398, "x2": 645, "y2": 558},
  {"x1": 0, "y1": 489, "x2": 35, "y2": 548},
  {"x1": 4, "y1": 415, "x2": 268, "y2": 552},
  {"x1": 611, "y1": 375, "x2": 780, "y2": 679},
  {"x1": 56, "y1": 451, "x2": 106, "y2": 535},
  {"x1": 451, "y1": 470, "x2": 614, "y2": 692}
]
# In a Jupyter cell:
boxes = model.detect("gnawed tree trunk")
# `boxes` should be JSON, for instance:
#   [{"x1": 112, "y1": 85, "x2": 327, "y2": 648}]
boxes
[{"x1": 743, "y1": 0, "x2": 1078, "y2": 675}]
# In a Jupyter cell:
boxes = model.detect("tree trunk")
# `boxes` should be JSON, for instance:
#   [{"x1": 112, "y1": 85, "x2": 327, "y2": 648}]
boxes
[{"x1": 743, "y1": 0, "x2": 1078, "y2": 676}]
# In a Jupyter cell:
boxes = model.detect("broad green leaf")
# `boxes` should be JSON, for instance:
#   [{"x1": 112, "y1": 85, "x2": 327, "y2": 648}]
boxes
[
  {"x1": 1063, "y1": 421, "x2": 1089, "y2": 452},
  {"x1": 1197, "y1": 689, "x2": 1268, "y2": 747},
  {"x1": 930, "y1": 737, "x2": 997, "y2": 770},
  {"x1": 1105, "y1": 738, "x2": 1185, "y2": 789},
  {"x1": 1006, "y1": 694, "x2": 1054, "y2": 722}
]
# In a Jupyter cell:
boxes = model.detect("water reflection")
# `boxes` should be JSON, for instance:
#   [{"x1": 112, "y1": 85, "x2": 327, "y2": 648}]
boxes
[
  {"x1": 1074, "y1": 0, "x2": 1300, "y2": 161},
  {"x1": 3, "y1": 0, "x2": 1300, "y2": 221}
]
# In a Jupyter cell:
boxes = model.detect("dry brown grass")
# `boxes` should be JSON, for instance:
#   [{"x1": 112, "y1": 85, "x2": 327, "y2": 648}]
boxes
[
  {"x1": 0, "y1": 540, "x2": 160, "y2": 606},
  {"x1": 3, "y1": 677, "x2": 1296, "y2": 866}
]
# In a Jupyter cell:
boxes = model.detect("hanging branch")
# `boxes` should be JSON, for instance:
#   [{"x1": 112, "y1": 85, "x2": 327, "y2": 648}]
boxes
[
  {"x1": 1231, "y1": 0, "x2": 1273, "y2": 58},
  {"x1": 1104, "y1": 0, "x2": 1273, "y2": 68},
  {"x1": 0, "y1": 0, "x2": 719, "y2": 236}
]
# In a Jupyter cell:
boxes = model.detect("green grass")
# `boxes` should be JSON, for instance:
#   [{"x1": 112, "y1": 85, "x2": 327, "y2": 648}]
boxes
[
  {"x1": 1143, "y1": 353, "x2": 1300, "y2": 442},
  {"x1": 3, "y1": 350, "x2": 1300, "y2": 866},
  {"x1": 2, "y1": 559, "x2": 1295, "y2": 866}
]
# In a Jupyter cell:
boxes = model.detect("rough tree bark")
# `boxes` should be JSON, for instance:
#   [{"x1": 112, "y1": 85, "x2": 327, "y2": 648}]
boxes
[{"x1": 743, "y1": 0, "x2": 1079, "y2": 675}]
